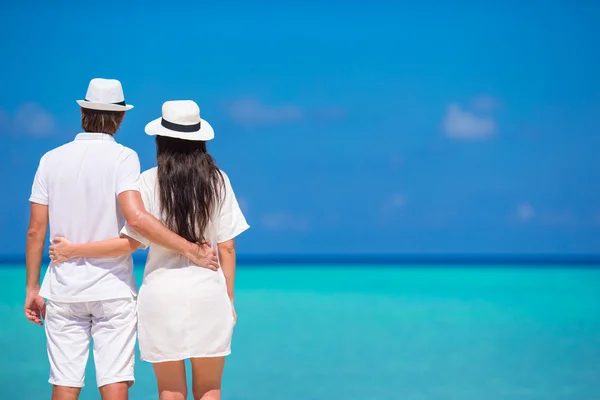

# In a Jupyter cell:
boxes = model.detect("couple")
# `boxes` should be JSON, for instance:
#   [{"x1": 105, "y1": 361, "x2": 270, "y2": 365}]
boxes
[{"x1": 24, "y1": 78, "x2": 249, "y2": 400}]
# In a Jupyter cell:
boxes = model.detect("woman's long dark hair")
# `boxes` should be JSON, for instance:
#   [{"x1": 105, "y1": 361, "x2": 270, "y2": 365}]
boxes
[{"x1": 156, "y1": 135, "x2": 224, "y2": 243}]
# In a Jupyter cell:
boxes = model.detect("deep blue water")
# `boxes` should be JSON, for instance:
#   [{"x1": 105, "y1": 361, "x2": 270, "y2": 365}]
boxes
[{"x1": 1, "y1": 265, "x2": 600, "y2": 399}]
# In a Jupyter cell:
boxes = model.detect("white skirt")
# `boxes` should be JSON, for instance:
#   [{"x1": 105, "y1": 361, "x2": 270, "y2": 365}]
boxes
[{"x1": 137, "y1": 266, "x2": 234, "y2": 363}]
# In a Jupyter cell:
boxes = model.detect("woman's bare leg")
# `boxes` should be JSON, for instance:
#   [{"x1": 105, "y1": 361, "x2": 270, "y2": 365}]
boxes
[
  {"x1": 190, "y1": 357, "x2": 225, "y2": 400},
  {"x1": 153, "y1": 361, "x2": 188, "y2": 400}
]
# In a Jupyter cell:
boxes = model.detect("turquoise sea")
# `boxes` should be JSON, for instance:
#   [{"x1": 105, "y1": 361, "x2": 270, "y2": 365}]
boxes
[{"x1": 1, "y1": 264, "x2": 600, "y2": 400}]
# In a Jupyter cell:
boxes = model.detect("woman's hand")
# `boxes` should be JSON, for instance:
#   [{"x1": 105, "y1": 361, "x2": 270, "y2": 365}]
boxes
[{"x1": 49, "y1": 237, "x2": 75, "y2": 263}]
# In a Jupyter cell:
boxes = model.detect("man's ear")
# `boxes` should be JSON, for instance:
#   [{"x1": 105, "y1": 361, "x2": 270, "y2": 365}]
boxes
[{"x1": 120, "y1": 111, "x2": 126, "y2": 123}]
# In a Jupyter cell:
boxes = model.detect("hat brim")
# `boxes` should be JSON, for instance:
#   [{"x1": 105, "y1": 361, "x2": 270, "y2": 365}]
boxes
[
  {"x1": 144, "y1": 117, "x2": 214, "y2": 141},
  {"x1": 76, "y1": 100, "x2": 134, "y2": 111}
]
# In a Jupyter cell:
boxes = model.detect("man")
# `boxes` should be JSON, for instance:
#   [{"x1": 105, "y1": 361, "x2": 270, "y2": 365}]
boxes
[{"x1": 24, "y1": 78, "x2": 218, "y2": 400}]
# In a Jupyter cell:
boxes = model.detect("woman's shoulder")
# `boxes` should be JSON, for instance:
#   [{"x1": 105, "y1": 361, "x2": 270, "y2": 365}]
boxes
[
  {"x1": 218, "y1": 169, "x2": 230, "y2": 182},
  {"x1": 218, "y1": 169, "x2": 235, "y2": 194},
  {"x1": 141, "y1": 167, "x2": 158, "y2": 180},
  {"x1": 140, "y1": 167, "x2": 158, "y2": 190}
]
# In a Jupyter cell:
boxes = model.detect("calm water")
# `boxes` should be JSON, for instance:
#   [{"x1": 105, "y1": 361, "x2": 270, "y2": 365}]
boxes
[{"x1": 1, "y1": 265, "x2": 600, "y2": 400}]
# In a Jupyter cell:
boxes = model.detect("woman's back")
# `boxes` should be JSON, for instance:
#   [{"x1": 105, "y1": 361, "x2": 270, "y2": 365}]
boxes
[
  {"x1": 123, "y1": 166, "x2": 247, "y2": 284},
  {"x1": 122, "y1": 166, "x2": 249, "y2": 362}
]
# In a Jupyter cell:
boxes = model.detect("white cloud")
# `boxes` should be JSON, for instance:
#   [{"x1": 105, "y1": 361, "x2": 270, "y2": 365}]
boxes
[
  {"x1": 539, "y1": 210, "x2": 577, "y2": 226},
  {"x1": 228, "y1": 98, "x2": 303, "y2": 127},
  {"x1": 10, "y1": 150, "x2": 25, "y2": 167},
  {"x1": 512, "y1": 204, "x2": 584, "y2": 227},
  {"x1": 314, "y1": 106, "x2": 347, "y2": 120},
  {"x1": 516, "y1": 202, "x2": 535, "y2": 222},
  {"x1": 226, "y1": 98, "x2": 346, "y2": 127},
  {"x1": 0, "y1": 103, "x2": 57, "y2": 136},
  {"x1": 381, "y1": 193, "x2": 408, "y2": 221},
  {"x1": 389, "y1": 155, "x2": 402, "y2": 168},
  {"x1": 14, "y1": 102, "x2": 57, "y2": 136},
  {"x1": 391, "y1": 194, "x2": 407, "y2": 208},
  {"x1": 0, "y1": 102, "x2": 56, "y2": 136},
  {"x1": 471, "y1": 95, "x2": 502, "y2": 111},
  {"x1": 442, "y1": 103, "x2": 496, "y2": 140},
  {"x1": 262, "y1": 211, "x2": 309, "y2": 232}
]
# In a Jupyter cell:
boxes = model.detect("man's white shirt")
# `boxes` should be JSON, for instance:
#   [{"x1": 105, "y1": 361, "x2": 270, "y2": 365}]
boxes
[{"x1": 30, "y1": 132, "x2": 139, "y2": 302}]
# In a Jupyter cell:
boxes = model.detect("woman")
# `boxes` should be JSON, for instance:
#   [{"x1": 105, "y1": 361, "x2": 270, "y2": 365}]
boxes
[{"x1": 50, "y1": 100, "x2": 249, "y2": 400}]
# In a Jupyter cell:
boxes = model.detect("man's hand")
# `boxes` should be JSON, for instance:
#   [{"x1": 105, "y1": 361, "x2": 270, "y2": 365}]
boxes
[
  {"x1": 49, "y1": 237, "x2": 75, "y2": 263},
  {"x1": 24, "y1": 290, "x2": 46, "y2": 326},
  {"x1": 26, "y1": 202, "x2": 48, "y2": 323},
  {"x1": 185, "y1": 242, "x2": 219, "y2": 271}
]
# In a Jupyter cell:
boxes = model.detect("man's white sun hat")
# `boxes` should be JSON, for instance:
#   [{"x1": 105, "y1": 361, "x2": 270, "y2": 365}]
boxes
[{"x1": 76, "y1": 78, "x2": 134, "y2": 111}]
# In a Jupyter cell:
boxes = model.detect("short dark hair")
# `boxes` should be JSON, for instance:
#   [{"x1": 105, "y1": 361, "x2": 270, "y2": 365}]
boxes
[{"x1": 80, "y1": 108, "x2": 124, "y2": 135}]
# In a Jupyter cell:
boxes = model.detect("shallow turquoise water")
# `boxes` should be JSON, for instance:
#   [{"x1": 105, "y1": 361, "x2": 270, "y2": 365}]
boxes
[{"x1": 1, "y1": 265, "x2": 600, "y2": 399}]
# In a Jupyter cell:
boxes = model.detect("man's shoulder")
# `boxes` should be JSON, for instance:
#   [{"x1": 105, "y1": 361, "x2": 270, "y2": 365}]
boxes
[
  {"x1": 39, "y1": 142, "x2": 76, "y2": 164},
  {"x1": 111, "y1": 143, "x2": 139, "y2": 163},
  {"x1": 115, "y1": 143, "x2": 138, "y2": 155}
]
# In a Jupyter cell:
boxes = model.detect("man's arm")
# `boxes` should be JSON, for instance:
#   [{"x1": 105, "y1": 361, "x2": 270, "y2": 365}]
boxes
[
  {"x1": 117, "y1": 190, "x2": 218, "y2": 270},
  {"x1": 25, "y1": 203, "x2": 48, "y2": 325},
  {"x1": 26, "y1": 203, "x2": 47, "y2": 291}
]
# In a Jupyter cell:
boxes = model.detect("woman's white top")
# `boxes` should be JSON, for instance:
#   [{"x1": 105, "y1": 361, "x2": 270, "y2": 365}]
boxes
[{"x1": 121, "y1": 167, "x2": 249, "y2": 362}]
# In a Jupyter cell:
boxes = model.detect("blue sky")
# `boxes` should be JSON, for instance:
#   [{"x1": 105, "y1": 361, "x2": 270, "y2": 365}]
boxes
[{"x1": 0, "y1": 1, "x2": 599, "y2": 256}]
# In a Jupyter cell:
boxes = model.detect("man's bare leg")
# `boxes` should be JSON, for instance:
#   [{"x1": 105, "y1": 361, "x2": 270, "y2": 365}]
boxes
[
  {"x1": 52, "y1": 386, "x2": 81, "y2": 400},
  {"x1": 99, "y1": 382, "x2": 129, "y2": 400}
]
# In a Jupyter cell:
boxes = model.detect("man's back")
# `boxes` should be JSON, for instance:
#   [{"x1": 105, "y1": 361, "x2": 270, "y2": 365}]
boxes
[{"x1": 31, "y1": 132, "x2": 140, "y2": 302}]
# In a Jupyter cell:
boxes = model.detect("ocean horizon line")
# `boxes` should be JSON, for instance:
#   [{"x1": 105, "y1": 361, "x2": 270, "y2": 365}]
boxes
[{"x1": 2, "y1": 254, "x2": 600, "y2": 267}]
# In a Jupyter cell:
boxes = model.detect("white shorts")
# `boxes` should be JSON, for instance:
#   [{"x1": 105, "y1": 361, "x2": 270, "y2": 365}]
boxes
[{"x1": 44, "y1": 297, "x2": 137, "y2": 388}]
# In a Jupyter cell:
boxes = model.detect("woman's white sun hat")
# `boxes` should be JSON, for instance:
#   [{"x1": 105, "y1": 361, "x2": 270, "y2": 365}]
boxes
[
  {"x1": 76, "y1": 78, "x2": 134, "y2": 111},
  {"x1": 145, "y1": 100, "x2": 214, "y2": 141}
]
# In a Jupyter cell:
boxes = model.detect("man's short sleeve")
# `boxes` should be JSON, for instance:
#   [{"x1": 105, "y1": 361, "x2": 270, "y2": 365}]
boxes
[
  {"x1": 120, "y1": 224, "x2": 151, "y2": 249},
  {"x1": 217, "y1": 172, "x2": 250, "y2": 243},
  {"x1": 116, "y1": 149, "x2": 141, "y2": 196},
  {"x1": 29, "y1": 154, "x2": 49, "y2": 205}
]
